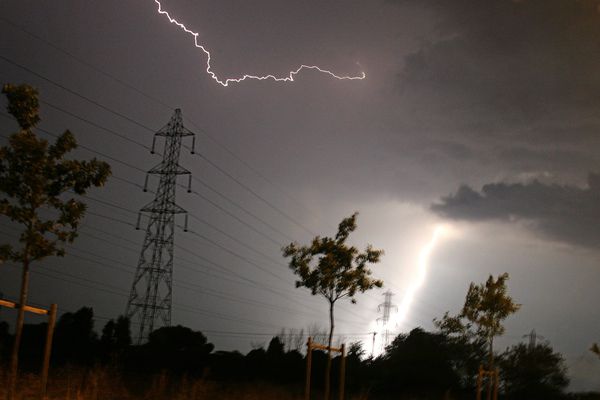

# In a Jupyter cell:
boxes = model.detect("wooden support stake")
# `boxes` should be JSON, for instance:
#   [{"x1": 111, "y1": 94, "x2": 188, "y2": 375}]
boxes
[
  {"x1": 0, "y1": 299, "x2": 57, "y2": 400},
  {"x1": 305, "y1": 338, "x2": 346, "y2": 400},
  {"x1": 493, "y1": 368, "x2": 499, "y2": 400},
  {"x1": 338, "y1": 344, "x2": 346, "y2": 400},
  {"x1": 40, "y1": 304, "x2": 57, "y2": 400},
  {"x1": 305, "y1": 337, "x2": 312, "y2": 400},
  {"x1": 476, "y1": 365, "x2": 483, "y2": 400}
]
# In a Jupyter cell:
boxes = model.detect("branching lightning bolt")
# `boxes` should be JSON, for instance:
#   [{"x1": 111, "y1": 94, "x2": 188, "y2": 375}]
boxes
[{"x1": 153, "y1": 0, "x2": 366, "y2": 87}]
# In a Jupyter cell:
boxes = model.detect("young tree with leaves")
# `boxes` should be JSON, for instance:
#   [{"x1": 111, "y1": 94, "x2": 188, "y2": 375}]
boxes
[
  {"x1": 0, "y1": 84, "x2": 111, "y2": 398},
  {"x1": 435, "y1": 273, "x2": 520, "y2": 400},
  {"x1": 283, "y1": 212, "x2": 383, "y2": 400}
]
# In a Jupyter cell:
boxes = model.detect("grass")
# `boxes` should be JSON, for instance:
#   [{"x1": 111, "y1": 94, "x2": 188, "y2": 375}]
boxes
[{"x1": 0, "y1": 368, "x2": 317, "y2": 400}]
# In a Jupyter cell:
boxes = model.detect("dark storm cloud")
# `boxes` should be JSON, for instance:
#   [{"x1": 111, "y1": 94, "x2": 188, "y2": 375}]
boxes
[
  {"x1": 397, "y1": 0, "x2": 600, "y2": 124},
  {"x1": 391, "y1": 0, "x2": 600, "y2": 185},
  {"x1": 432, "y1": 173, "x2": 600, "y2": 249}
]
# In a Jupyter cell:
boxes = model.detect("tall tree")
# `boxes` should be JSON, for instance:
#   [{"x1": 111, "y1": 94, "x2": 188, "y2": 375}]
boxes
[
  {"x1": 283, "y1": 212, "x2": 383, "y2": 400},
  {"x1": 0, "y1": 84, "x2": 111, "y2": 398},
  {"x1": 435, "y1": 273, "x2": 520, "y2": 400}
]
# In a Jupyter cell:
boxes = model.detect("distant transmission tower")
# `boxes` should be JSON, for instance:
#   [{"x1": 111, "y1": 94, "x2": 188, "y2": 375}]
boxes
[
  {"x1": 126, "y1": 109, "x2": 195, "y2": 344},
  {"x1": 377, "y1": 290, "x2": 397, "y2": 350},
  {"x1": 523, "y1": 329, "x2": 544, "y2": 350}
]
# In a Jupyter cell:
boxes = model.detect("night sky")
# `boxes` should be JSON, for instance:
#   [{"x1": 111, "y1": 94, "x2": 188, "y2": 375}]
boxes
[{"x1": 1, "y1": 0, "x2": 600, "y2": 391}]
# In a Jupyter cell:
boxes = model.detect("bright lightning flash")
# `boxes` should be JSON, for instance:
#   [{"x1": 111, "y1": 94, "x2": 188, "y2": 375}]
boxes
[
  {"x1": 395, "y1": 225, "x2": 446, "y2": 329},
  {"x1": 153, "y1": 0, "x2": 366, "y2": 86},
  {"x1": 366, "y1": 225, "x2": 448, "y2": 358}
]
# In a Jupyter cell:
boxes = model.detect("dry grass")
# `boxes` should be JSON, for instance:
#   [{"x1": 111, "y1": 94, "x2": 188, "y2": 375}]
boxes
[{"x1": 0, "y1": 368, "x2": 317, "y2": 400}]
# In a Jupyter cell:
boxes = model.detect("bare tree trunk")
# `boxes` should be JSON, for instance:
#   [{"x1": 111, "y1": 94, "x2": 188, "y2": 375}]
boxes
[
  {"x1": 324, "y1": 301, "x2": 335, "y2": 400},
  {"x1": 7, "y1": 258, "x2": 30, "y2": 400},
  {"x1": 486, "y1": 336, "x2": 494, "y2": 400}
]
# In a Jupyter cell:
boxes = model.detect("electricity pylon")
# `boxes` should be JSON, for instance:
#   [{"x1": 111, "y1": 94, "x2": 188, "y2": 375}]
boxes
[
  {"x1": 377, "y1": 290, "x2": 397, "y2": 351},
  {"x1": 126, "y1": 109, "x2": 195, "y2": 344},
  {"x1": 523, "y1": 329, "x2": 544, "y2": 350}
]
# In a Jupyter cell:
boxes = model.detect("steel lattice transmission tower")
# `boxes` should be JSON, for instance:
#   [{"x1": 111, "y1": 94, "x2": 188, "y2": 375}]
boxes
[
  {"x1": 377, "y1": 290, "x2": 397, "y2": 350},
  {"x1": 126, "y1": 109, "x2": 195, "y2": 343}
]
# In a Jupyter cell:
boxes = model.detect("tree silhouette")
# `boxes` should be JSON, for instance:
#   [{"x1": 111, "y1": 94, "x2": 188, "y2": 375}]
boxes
[
  {"x1": 53, "y1": 307, "x2": 98, "y2": 365},
  {"x1": 436, "y1": 273, "x2": 520, "y2": 400},
  {"x1": 145, "y1": 325, "x2": 214, "y2": 375},
  {"x1": 0, "y1": 84, "x2": 111, "y2": 398},
  {"x1": 376, "y1": 328, "x2": 461, "y2": 397},
  {"x1": 100, "y1": 316, "x2": 131, "y2": 363},
  {"x1": 283, "y1": 212, "x2": 383, "y2": 400},
  {"x1": 500, "y1": 342, "x2": 569, "y2": 400}
]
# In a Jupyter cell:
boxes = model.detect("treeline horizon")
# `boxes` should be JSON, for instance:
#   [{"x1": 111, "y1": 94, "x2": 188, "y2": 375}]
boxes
[{"x1": 0, "y1": 306, "x2": 598, "y2": 400}]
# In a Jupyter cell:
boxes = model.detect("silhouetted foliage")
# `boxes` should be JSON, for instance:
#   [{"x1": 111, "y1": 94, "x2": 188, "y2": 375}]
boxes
[
  {"x1": 133, "y1": 325, "x2": 214, "y2": 376},
  {"x1": 371, "y1": 328, "x2": 462, "y2": 398},
  {"x1": 436, "y1": 273, "x2": 520, "y2": 372},
  {"x1": 500, "y1": 342, "x2": 569, "y2": 400},
  {"x1": 53, "y1": 307, "x2": 97, "y2": 366},
  {"x1": 99, "y1": 316, "x2": 131, "y2": 363}
]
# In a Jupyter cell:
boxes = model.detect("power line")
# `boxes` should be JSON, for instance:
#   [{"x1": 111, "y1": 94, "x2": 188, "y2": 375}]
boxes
[
  {"x1": 0, "y1": 252, "x2": 302, "y2": 332},
  {"x1": 72, "y1": 189, "x2": 295, "y2": 288},
  {"x1": 40, "y1": 100, "x2": 151, "y2": 151},
  {"x1": 188, "y1": 183, "x2": 291, "y2": 245},
  {"x1": 0, "y1": 54, "x2": 157, "y2": 134},
  {"x1": 190, "y1": 151, "x2": 316, "y2": 237},
  {"x1": 183, "y1": 118, "x2": 322, "y2": 224},
  {"x1": 3, "y1": 117, "x2": 286, "y2": 250},
  {"x1": 0, "y1": 17, "x2": 174, "y2": 110},
  {"x1": 1, "y1": 17, "x2": 319, "y2": 227},
  {"x1": 2, "y1": 54, "x2": 315, "y2": 238}
]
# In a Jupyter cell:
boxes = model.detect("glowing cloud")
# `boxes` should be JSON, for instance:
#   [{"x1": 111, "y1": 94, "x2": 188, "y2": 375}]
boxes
[{"x1": 153, "y1": 0, "x2": 366, "y2": 86}]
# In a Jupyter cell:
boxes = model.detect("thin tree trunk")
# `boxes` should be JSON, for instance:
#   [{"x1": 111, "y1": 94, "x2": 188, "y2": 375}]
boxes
[
  {"x1": 7, "y1": 257, "x2": 30, "y2": 400},
  {"x1": 324, "y1": 300, "x2": 335, "y2": 400}
]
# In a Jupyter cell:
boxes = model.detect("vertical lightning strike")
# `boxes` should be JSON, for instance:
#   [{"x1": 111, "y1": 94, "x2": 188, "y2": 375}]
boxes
[
  {"x1": 395, "y1": 225, "x2": 445, "y2": 329},
  {"x1": 153, "y1": 0, "x2": 366, "y2": 86}
]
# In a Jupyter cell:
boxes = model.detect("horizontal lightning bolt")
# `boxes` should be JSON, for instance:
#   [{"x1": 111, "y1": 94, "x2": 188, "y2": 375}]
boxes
[{"x1": 153, "y1": 0, "x2": 366, "y2": 87}]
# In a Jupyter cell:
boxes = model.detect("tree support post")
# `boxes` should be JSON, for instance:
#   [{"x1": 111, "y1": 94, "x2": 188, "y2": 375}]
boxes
[
  {"x1": 305, "y1": 337, "x2": 313, "y2": 400},
  {"x1": 476, "y1": 364, "x2": 499, "y2": 400},
  {"x1": 339, "y1": 343, "x2": 346, "y2": 400},
  {"x1": 41, "y1": 303, "x2": 58, "y2": 400},
  {"x1": 492, "y1": 368, "x2": 499, "y2": 400},
  {"x1": 0, "y1": 299, "x2": 57, "y2": 400},
  {"x1": 476, "y1": 365, "x2": 483, "y2": 400},
  {"x1": 305, "y1": 337, "x2": 346, "y2": 400}
]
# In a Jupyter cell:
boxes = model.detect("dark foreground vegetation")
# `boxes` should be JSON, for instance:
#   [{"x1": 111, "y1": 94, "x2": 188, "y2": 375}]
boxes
[{"x1": 0, "y1": 307, "x2": 597, "y2": 400}]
